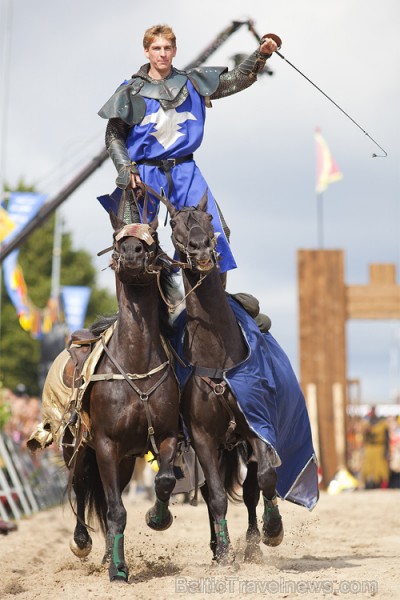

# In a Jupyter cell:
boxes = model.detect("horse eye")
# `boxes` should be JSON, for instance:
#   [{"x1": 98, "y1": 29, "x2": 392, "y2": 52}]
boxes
[
  {"x1": 170, "y1": 220, "x2": 176, "y2": 228},
  {"x1": 208, "y1": 215, "x2": 212, "y2": 222}
]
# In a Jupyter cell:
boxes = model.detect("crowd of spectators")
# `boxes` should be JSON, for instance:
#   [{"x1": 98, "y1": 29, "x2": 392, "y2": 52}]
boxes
[
  {"x1": 0, "y1": 384, "x2": 41, "y2": 534},
  {"x1": 347, "y1": 407, "x2": 400, "y2": 489}
]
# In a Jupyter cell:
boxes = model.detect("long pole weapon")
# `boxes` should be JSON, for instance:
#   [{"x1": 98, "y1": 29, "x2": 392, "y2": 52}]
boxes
[{"x1": 250, "y1": 29, "x2": 387, "y2": 158}]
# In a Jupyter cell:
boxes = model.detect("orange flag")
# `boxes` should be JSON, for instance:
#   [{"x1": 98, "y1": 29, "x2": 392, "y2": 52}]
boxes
[{"x1": 315, "y1": 128, "x2": 343, "y2": 194}]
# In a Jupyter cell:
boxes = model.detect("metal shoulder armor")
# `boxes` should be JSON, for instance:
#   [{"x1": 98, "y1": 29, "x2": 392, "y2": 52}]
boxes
[
  {"x1": 98, "y1": 79, "x2": 147, "y2": 126},
  {"x1": 185, "y1": 66, "x2": 228, "y2": 97}
]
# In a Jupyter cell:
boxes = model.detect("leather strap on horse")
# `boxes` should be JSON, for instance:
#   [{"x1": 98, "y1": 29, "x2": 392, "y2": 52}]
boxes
[
  {"x1": 156, "y1": 268, "x2": 210, "y2": 313},
  {"x1": 194, "y1": 368, "x2": 237, "y2": 444},
  {"x1": 90, "y1": 361, "x2": 168, "y2": 381},
  {"x1": 117, "y1": 188, "x2": 142, "y2": 224},
  {"x1": 193, "y1": 365, "x2": 226, "y2": 380},
  {"x1": 100, "y1": 338, "x2": 170, "y2": 457}
]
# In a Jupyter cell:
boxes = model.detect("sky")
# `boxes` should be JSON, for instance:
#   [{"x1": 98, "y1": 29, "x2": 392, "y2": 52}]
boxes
[{"x1": 1, "y1": 0, "x2": 399, "y2": 403}]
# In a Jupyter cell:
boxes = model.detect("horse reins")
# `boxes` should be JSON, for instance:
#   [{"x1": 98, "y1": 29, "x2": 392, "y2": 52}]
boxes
[
  {"x1": 97, "y1": 182, "x2": 219, "y2": 312},
  {"x1": 134, "y1": 182, "x2": 219, "y2": 272},
  {"x1": 139, "y1": 188, "x2": 236, "y2": 443}
]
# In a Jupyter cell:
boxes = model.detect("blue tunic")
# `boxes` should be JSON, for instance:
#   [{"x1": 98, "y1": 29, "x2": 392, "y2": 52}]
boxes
[{"x1": 99, "y1": 80, "x2": 236, "y2": 273}]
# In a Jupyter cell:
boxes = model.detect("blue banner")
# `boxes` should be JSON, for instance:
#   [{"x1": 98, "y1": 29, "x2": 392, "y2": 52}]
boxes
[
  {"x1": 2, "y1": 191, "x2": 48, "y2": 308},
  {"x1": 2, "y1": 192, "x2": 47, "y2": 334},
  {"x1": 3, "y1": 191, "x2": 47, "y2": 244},
  {"x1": 61, "y1": 286, "x2": 91, "y2": 334}
]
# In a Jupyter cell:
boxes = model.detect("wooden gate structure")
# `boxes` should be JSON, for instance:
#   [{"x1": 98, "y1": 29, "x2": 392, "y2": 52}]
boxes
[{"x1": 297, "y1": 250, "x2": 400, "y2": 487}]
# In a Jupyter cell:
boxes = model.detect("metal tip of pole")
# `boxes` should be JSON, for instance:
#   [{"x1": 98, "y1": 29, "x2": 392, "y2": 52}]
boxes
[{"x1": 275, "y1": 50, "x2": 388, "y2": 158}]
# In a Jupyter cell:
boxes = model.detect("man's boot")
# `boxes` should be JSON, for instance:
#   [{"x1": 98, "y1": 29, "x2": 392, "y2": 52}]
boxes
[{"x1": 229, "y1": 292, "x2": 271, "y2": 333}]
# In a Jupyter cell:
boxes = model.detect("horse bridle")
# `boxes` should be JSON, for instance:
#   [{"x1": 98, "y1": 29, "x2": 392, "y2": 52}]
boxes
[
  {"x1": 131, "y1": 181, "x2": 219, "y2": 270},
  {"x1": 110, "y1": 223, "x2": 160, "y2": 276},
  {"x1": 170, "y1": 207, "x2": 219, "y2": 271}
]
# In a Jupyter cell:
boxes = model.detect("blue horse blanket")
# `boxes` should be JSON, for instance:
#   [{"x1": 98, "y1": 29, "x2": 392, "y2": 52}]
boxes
[{"x1": 171, "y1": 296, "x2": 319, "y2": 510}]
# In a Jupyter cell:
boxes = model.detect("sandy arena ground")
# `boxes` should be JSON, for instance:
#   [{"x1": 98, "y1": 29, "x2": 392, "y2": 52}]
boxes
[{"x1": 1, "y1": 488, "x2": 399, "y2": 600}]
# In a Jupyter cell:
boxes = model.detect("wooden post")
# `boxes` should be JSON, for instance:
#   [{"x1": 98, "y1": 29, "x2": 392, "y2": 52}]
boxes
[
  {"x1": 297, "y1": 250, "x2": 347, "y2": 487},
  {"x1": 298, "y1": 255, "x2": 400, "y2": 488}
]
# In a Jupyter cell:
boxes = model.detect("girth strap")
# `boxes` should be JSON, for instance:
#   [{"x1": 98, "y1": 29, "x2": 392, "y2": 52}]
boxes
[
  {"x1": 192, "y1": 365, "x2": 226, "y2": 379},
  {"x1": 100, "y1": 338, "x2": 170, "y2": 457},
  {"x1": 196, "y1": 372, "x2": 237, "y2": 445}
]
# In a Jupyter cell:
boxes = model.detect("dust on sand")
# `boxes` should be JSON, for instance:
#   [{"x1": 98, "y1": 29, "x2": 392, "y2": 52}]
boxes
[{"x1": 1, "y1": 489, "x2": 399, "y2": 599}]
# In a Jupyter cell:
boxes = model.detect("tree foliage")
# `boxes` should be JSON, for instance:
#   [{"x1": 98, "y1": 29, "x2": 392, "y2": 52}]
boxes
[{"x1": 0, "y1": 186, "x2": 117, "y2": 395}]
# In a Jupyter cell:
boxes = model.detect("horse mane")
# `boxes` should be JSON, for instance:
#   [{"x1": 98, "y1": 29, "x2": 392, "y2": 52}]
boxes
[{"x1": 90, "y1": 313, "x2": 118, "y2": 336}]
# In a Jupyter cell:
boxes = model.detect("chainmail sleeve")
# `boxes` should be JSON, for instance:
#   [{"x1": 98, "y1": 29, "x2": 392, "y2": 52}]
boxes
[
  {"x1": 105, "y1": 118, "x2": 139, "y2": 189},
  {"x1": 105, "y1": 118, "x2": 141, "y2": 223},
  {"x1": 210, "y1": 50, "x2": 270, "y2": 100},
  {"x1": 105, "y1": 117, "x2": 130, "y2": 148}
]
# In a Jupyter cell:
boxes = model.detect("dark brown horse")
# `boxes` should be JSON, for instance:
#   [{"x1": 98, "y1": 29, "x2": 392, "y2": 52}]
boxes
[
  {"x1": 63, "y1": 214, "x2": 180, "y2": 582},
  {"x1": 166, "y1": 195, "x2": 284, "y2": 564}
]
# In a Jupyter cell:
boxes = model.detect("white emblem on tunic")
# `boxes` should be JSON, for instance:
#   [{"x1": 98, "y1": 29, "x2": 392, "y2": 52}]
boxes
[{"x1": 141, "y1": 107, "x2": 197, "y2": 150}]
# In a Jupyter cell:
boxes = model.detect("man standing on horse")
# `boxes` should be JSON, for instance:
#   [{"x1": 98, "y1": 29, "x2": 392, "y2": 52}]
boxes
[{"x1": 98, "y1": 24, "x2": 278, "y2": 274}]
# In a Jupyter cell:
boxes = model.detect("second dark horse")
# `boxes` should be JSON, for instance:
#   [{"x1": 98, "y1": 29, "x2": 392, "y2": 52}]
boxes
[{"x1": 167, "y1": 194, "x2": 286, "y2": 564}]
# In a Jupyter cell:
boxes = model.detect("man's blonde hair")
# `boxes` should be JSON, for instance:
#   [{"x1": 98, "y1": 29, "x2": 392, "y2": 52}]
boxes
[{"x1": 143, "y1": 24, "x2": 176, "y2": 49}]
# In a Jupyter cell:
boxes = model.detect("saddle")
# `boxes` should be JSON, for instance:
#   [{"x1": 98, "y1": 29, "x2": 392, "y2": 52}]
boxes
[{"x1": 67, "y1": 329, "x2": 102, "y2": 387}]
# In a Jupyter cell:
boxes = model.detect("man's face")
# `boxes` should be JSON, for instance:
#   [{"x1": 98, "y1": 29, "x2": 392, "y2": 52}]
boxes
[{"x1": 144, "y1": 36, "x2": 177, "y2": 78}]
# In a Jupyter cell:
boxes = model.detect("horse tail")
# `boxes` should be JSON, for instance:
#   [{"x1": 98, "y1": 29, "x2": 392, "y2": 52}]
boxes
[
  {"x1": 221, "y1": 443, "x2": 247, "y2": 503},
  {"x1": 68, "y1": 444, "x2": 107, "y2": 535}
]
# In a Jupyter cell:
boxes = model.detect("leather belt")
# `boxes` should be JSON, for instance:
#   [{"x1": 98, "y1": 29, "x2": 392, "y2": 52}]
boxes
[
  {"x1": 137, "y1": 153, "x2": 193, "y2": 169},
  {"x1": 137, "y1": 154, "x2": 194, "y2": 198}
]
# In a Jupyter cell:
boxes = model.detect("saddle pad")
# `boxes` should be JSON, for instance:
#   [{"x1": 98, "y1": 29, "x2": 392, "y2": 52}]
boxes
[
  {"x1": 28, "y1": 324, "x2": 115, "y2": 450},
  {"x1": 170, "y1": 298, "x2": 319, "y2": 510}
]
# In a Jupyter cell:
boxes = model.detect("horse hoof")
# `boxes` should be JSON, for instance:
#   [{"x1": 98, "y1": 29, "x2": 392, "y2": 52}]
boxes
[
  {"x1": 214, "y1": 547, "x2": 236, "y2": 566},
  {"x1": 263, "y1": 524, "x2": 284, "y2": 547},
  {"x1": 69, "y1": 537, "x2": 92, "y2": 558},
  {"x1": 110, "y1": 574, "x2": 129, "y2": 583},
  {"x1": 145, "y1": 508, "x2": 173, "y2": 531}
]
